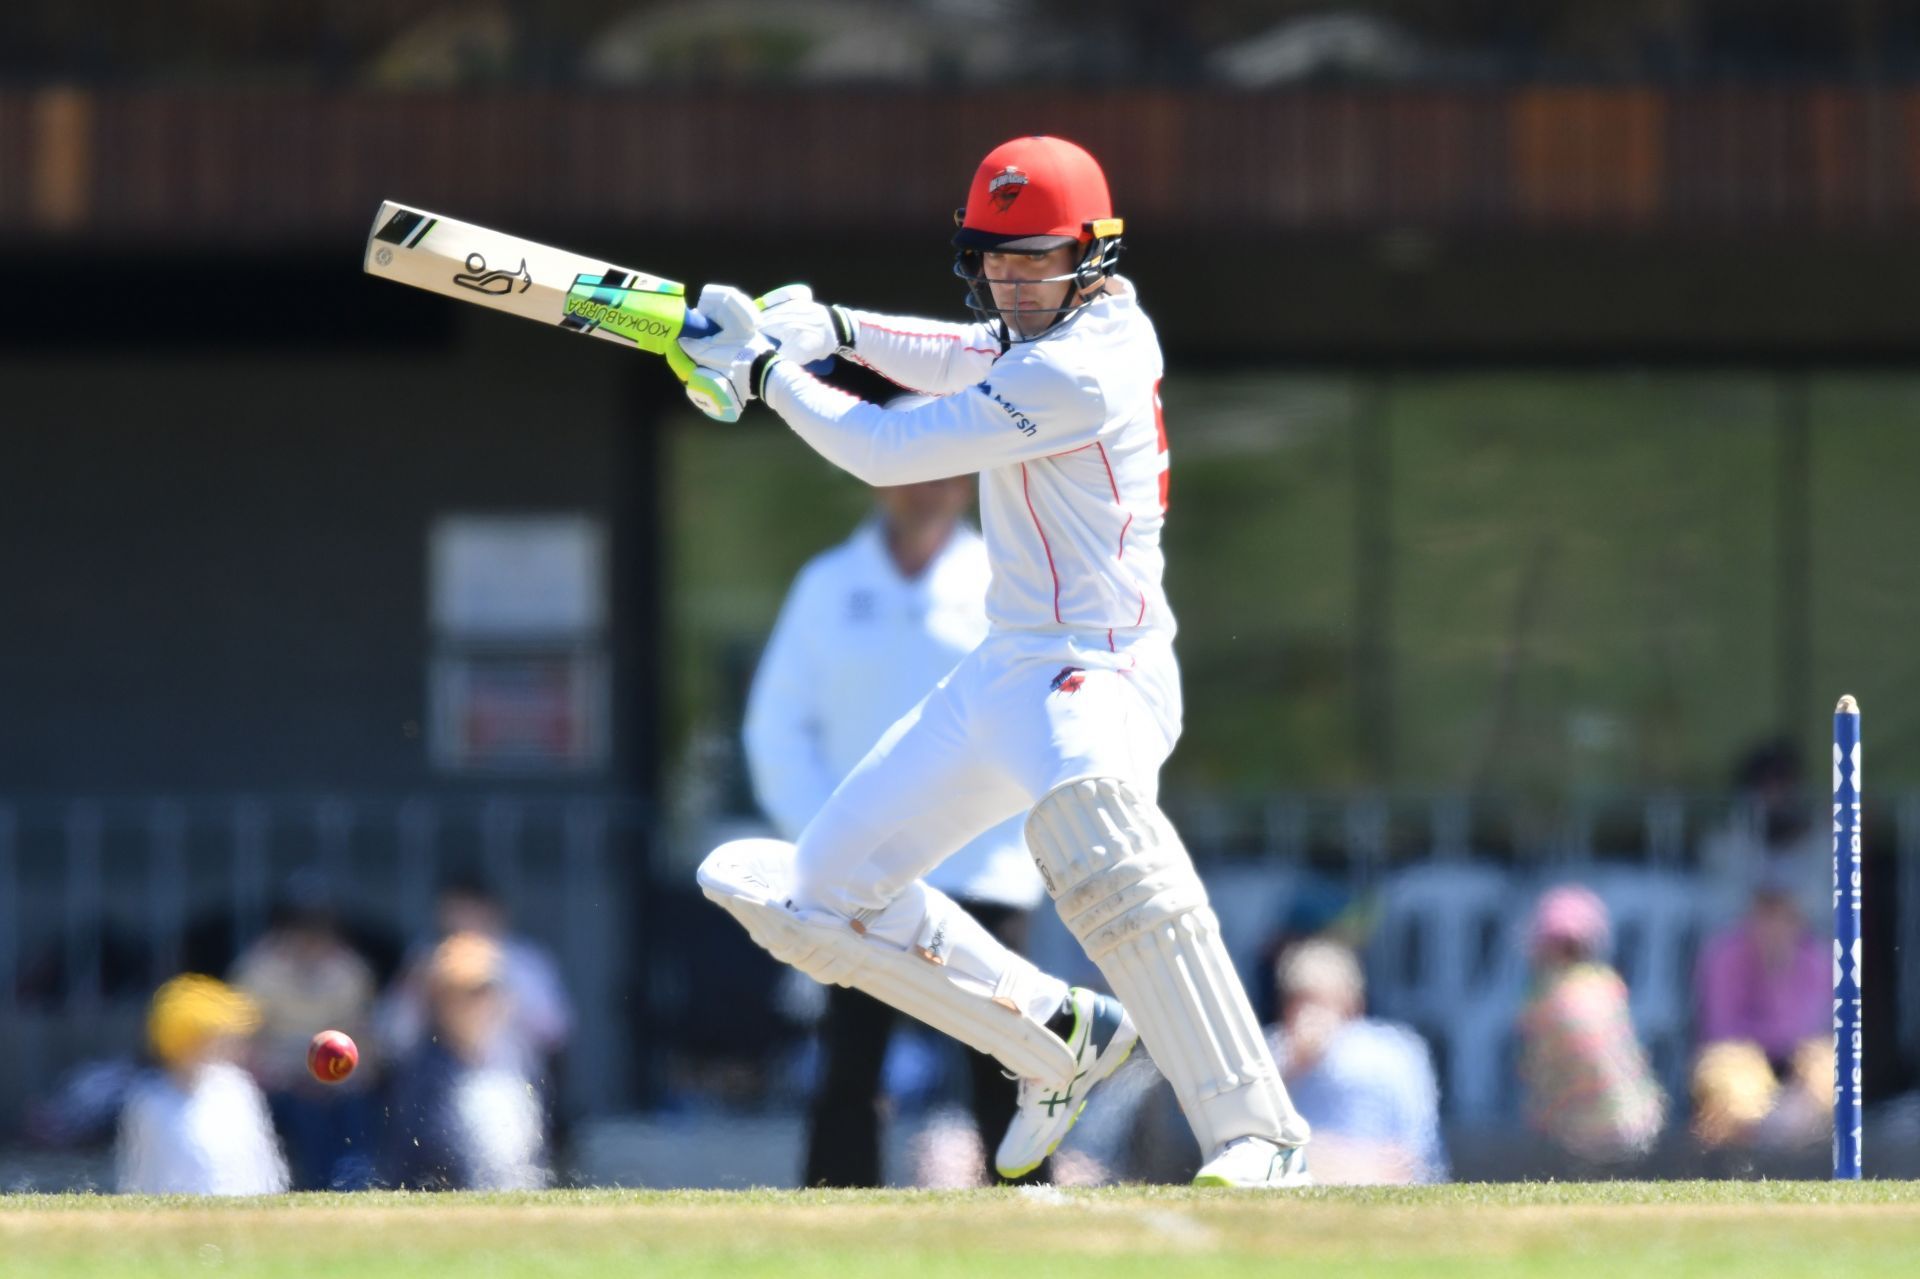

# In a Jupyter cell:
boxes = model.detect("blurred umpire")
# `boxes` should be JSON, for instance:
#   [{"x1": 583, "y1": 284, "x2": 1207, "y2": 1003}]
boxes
[{"x1": 744, "y1": 399, "x2": 1047, "y2": 1187}]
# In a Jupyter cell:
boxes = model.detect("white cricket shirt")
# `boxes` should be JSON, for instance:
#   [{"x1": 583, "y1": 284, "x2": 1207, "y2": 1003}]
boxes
[
  {"x1": 114, "y1": 1062, "x2": 290, "y2": 1195},
  {"x1": 742, "y1": 519, "x2": 1045, "y2": 909},
  {"x1": 762, "y1": 278, "x2": 1173, "y2": 644}
]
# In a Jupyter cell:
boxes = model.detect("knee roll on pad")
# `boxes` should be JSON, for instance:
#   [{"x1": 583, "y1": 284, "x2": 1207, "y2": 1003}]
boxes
[
  {"x1": 698, "y1": 839, "x2": 1078, "y2": 1088},
  {"x1": 1025, "y1": 778, "x2": 1311, "y2": 1155}
]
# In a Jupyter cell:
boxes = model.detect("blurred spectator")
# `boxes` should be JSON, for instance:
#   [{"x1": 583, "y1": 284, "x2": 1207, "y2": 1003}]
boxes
[
  {"x1": 382, "y1": 932, "x2": 548, "y2": 1190},
  {"x1": 1688, "y1": 1041, "x2": 1778, "y2": 1149},
  {"x1": 1267, "y1": 938, "x2": 1445, "y2": 1184},
  {"x1": 1249, "y1": 879, "x2": 1363, "y2": 1024},
  {"x1": 1696, "y1": 872, "x2": 1829, "y2": 1066},
  {"x1": 1690, "y1": 871, "x2": 1831, "y2": 1152},
  {"x1": 1698, "y1": 737, "x2": 1828, "y2": 926},
  {"x1": 1691, "y1": 1037, "x2": 1834, "y2": 1153},
  {"x1": 115, "y1": 974, "x2": 288, "y2": 1195},
  {"x1": 1516, "y1": 886, "x2": 1665, "y2": 1165},
  {"x1": 742, "y1": 464, "x2": 1047, "y2": 1187},
  {"x1": 378, "y1": 872, "x2": 572, "y2": 1087},
  {"x1": 228, "y1": 870, "x2": 378, "y2": 1190},
  {"x1": 1121, "y1": 934, "x2": 1444, "y2": 1185},
  {"x1": 25, "y1": 1058, "x2": 142, "y2": 1151}
]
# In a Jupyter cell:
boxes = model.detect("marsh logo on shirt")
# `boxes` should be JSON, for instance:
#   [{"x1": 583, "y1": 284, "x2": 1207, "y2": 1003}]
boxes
[
  {"x1": 846, "y1": 589, "x2": 875, "y2": 623},
  {"x1": 978, "y1": 382, "x2": 1038, "y2": 437},
  {"x1": 1049, "y1": 666, "x2": 1086, "y2": 695}
]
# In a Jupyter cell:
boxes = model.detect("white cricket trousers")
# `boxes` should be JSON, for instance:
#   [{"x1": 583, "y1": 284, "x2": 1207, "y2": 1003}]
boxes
[{"x1": 791, "y1": 627, "x2": 1182, "y2": 924}]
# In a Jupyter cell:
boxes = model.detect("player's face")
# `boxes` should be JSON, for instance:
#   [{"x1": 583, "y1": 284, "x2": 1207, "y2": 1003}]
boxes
[{"x1": 982, "y1": 246, "x2": 1079, "y2": 336}]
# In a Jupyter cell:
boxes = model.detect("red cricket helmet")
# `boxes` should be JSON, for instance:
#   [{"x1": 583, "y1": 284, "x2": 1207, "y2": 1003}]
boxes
[
  {"x1": 951, "y1": 135, "x2": 1125, "y2": 341},
  {"x1": 953, "y1": 135, "x2": 1123, "y2": 252}
]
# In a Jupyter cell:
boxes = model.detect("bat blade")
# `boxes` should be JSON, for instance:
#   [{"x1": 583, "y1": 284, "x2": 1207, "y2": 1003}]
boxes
[{"x1": 362, "y1": 201, "x2": 696, "y2": 359}]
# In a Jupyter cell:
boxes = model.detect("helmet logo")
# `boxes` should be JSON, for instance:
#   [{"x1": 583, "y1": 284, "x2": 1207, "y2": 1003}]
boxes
[{"x1": 987, "y1": 165, "x2": 1028, "y2": 212}]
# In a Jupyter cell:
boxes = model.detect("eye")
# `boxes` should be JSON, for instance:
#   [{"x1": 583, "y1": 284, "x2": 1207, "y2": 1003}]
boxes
[{"x1": 989, "y1": 254, "x2": 1044, "y2": 279}]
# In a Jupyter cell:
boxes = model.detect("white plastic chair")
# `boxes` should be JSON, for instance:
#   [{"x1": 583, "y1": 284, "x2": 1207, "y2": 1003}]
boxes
[{"x1": 1366, "y1": 863, "x2": 1527, "y2": 1121}]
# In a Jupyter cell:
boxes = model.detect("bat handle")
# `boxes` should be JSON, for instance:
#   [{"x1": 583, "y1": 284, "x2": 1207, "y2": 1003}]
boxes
[{"x1": 681, "y1": 308, "x2": 719, "y2": 340}]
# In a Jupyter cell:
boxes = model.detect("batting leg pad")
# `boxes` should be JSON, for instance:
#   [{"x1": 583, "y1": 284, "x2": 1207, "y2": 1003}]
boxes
[
  {"x1": 698, "y1": 839, "x2": 1078, "y2": 1088},
  {"x1": 1025, "y1": 779, "x2": 1311, "y2": 1155}
]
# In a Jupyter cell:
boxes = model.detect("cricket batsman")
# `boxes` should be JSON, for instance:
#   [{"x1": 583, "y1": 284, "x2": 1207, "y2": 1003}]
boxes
[{"x1": 685, "y1": 135, "x2": 1311, "y2": 1187}]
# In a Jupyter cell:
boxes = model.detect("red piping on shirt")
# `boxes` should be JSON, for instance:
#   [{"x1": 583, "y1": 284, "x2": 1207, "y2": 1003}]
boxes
[
  {"x1": 857, "y1": 321, "x2": 1001, "y2": 358},
  {"x1": 861, "y1": 320, "x2": 960, "y2": 342},
  {"x1": 1092, "y1": 442, "x2": 1135, "y2": 561},
  {"x1": 849, "y1": 322, "x2": 999, "y2": 394},
  {"x1": 1096, "y1": 442, "x2": 1139, "y2": 567},
  {"x1": 1020, "y1": 462, "x2": 1063, "y2": 624},
  {"x1": 1094, "y1": 443, "x2": 1121, "y2": 501},
  {"x1": 848, "y1": 352, "x2": 940, "y2": 397}
]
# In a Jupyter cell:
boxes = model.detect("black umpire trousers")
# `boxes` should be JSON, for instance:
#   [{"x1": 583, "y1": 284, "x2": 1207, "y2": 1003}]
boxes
[{"x1": 802, "y1": 900, "x2": 1049, "y2": 1187}]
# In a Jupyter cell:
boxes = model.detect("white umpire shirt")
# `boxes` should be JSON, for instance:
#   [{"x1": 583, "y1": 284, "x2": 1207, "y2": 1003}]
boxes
[{"x1": 743, "y1": 518, "x2": 1045, "y2": 910}]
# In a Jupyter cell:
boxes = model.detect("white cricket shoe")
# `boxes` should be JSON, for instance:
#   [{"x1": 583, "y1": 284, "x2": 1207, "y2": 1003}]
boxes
[
  {"x1": 1193, "y1": 1136, "x2": 1313, "y2": 1188},
  {"x1": 994, "y1": 986, "x2": 1138, "y2": 1179}
]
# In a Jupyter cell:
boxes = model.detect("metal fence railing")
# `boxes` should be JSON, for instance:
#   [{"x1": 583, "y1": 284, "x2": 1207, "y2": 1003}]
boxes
[
  {"x1": 2, "y1": 787, "x2": 1916, "y2": 1127},
  {"x1": 0, "y1": 794, "x2": 648, "y2": 1124}
]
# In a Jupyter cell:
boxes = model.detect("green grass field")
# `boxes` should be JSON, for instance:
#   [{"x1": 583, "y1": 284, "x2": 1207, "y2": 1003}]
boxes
[{"x1": 6, "y1": 1183, "x2": 1920, "y2": 1279}]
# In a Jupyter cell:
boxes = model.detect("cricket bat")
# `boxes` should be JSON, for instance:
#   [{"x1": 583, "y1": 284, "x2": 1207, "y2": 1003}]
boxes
[{"x1": 362, "y1": 199, "x2": 721, "y2": 387}]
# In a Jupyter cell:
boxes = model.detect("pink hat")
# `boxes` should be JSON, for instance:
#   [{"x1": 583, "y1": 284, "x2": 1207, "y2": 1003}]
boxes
[{"x1": 1529, "y1": 884, "x2": 1611, "y2": 958}]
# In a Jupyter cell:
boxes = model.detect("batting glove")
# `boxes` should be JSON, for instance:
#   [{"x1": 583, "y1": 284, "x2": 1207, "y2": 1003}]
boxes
[
  {"x1": 679, "y1": 284, "x2": 781, "y2": 422},
  {"x1": 754, "y1": 284, "x2": 854, "y2": 367}
]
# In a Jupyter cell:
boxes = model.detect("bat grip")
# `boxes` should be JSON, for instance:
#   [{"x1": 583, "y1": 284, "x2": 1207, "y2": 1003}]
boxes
[{"x1": 681, "y1": 308, "x2": 719, "y2": 340}]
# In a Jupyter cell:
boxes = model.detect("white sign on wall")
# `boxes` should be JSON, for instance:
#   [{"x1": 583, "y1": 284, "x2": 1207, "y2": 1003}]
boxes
[{"x1": 430, "y1": 514, "x2": 605, "y2": 640}]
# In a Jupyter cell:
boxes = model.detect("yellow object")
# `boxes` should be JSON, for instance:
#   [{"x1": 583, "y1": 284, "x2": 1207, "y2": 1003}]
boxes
[
  {"x1": 1690, "y1": 1040, "x2": 1778, "y2": 1148},
  {"x1": 147, "y1": 974, "x2": 260, "y2": 1068},
  {"x1": 1791, "y1": 1035, "x2": 1837, "y2": 1108}
]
